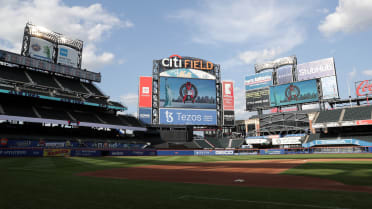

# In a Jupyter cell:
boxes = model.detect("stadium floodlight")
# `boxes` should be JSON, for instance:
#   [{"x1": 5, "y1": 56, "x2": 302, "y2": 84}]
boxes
[{"x1": 255, "y1": 55, "x2": 296, "y2": 73}]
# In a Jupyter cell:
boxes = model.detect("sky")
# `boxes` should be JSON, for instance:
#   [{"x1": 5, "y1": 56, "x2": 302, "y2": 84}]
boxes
[{"x1": 0, "y1": 0, "x2": 372, "y2": 119}]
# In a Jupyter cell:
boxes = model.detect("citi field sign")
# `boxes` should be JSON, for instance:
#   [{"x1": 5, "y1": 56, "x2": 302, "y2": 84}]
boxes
[{"x1": 161, "y1": 55, "x2": 214, "y2": 70}]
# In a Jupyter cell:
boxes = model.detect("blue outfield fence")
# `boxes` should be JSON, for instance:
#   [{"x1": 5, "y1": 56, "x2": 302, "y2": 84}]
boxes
[
  {"x1": 0, "y1": 148, "x2": 43, "y2": 157},
  {"x1": 1, "y1": 146, "x2": 372, "y2": 157}
]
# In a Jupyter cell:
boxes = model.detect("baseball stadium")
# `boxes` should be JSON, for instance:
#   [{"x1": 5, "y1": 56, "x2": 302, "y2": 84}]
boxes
[{"x1": 2, "y1": 3, "x2": 372, "y2": 209}]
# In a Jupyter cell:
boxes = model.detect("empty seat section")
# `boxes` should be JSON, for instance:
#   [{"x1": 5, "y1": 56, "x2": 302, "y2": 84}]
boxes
[
  {"x1": 36, "y1": 107, "x2": 71, "y2": 121},
  {"x1": 86, "y1": 97, "x2": 107, "y2": 104},
  {"x1": 56, "y1": 77, "x2": 88, "y2": 93},
  {"x1": 117, "y1": 115, "x2": 130, "y2": 126},
  {"x1": 231, "y1": 139, "x2": 244, "y2": 148},
  {"x1": 71, "y1": 111, "x2": 101, "y2": 123},
  {"x1": 315, "y1": 109, "x2": 342, "y2": 123},
  {"x1": 343, "y1": 105, "x2": 372, "y2": 121},
  {"x1": 0, "y1": 66, "x2": 29, "y2": 83},
  {"x1": 206, "y1": 138, "x2": 222, "y2": 148},
  {"x1": 2, "y1": 103, "x2": 36, "y2": 118},
  {"x1": 27, "y1": 71, "x2": 60, "y2": 89},
  {"x1": 124, "y1": 115, "x2": 143, "y2": 126},
  {"x1": 98, "y1": 113, "x2": 123, "y2": 125},
  {"x1": 83, "y1": 83, "x2": 104, "y2": 96},
  {"x1": 194, "y1": 140, "x2": 213, "y2": 148}
]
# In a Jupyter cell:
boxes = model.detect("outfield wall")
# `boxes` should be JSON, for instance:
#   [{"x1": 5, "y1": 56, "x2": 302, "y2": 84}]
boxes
[{"x1": 1, "y1": 147, "x2": 372, "y2": 157}]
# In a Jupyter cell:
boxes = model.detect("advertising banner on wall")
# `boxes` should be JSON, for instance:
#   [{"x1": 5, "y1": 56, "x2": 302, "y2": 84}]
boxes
[
  {"x1": 29, "y1": 37, "x2": 55, "y2": 62},
  {"x1": 245, "y1": 72, "x2": 273, "y2": 91},
  {"x1": 297, "y1": 57, "x2": 335, "y2": 81},
  {"x1": 223, "y1": 110, "x2": 235, "y2": 126},
  {"x1": 159, "y1": 108, "x2": 217, "y2": 125},
  {"x1": 270, "y1": 79, "x2": 319, "y2": 107},
  {"x1": 355, "y1": 80, "x2": 372, "y2": 97},
  {"x1": 160, "y1": 68, "x2": 216, "y2": 80},
  {"x1": 246, "y1": 88, "x2": 270, "y2": 110},
  {"x1": 321, "y1": 76, "x2": 339, "y2": 99},
  {"x1": 222, "y1": 81, "x2": 234, "y2": 111},
  {"x1": 57, "y1": 45, "x2": 79, "y2": 68},
  {"x1": 139, "y1": 76, "x2": 153, "y2": 108},
  {"x1": 159, "y1": 77, "x2": 216, "y2": 109},
  {"x1": 276, "y1": 65, "x2": 293, "y2": 85},
  {"x1": 138, "y1": 108, "x2": 152, "y2": 124}
]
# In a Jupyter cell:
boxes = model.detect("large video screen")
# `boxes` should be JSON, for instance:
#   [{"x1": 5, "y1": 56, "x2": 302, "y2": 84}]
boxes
[
  {"x1": 159, "y1": 77, "x2": 216, "y2": 109},
  {"x1": 270, "y1": 79, "x2": 319, "y2": 107},
  {"x1": 245, "y1": 71, "x2": 273, "y2": 91},
  {"x1": 276, "y1": 65, "x2": 293, "y2": 85},
  {"x1": 246, "y1": 88, "x2": 270, "y2": 110},
  {"x1": 57, "y1": 45, "x2": 79, "y2": 68},
  {"x1": 29, "y1": 37, "x2": 55, "y2": 62},
  {"x1": 297, "y1": 57, "x2": 335, "y2": 81}
]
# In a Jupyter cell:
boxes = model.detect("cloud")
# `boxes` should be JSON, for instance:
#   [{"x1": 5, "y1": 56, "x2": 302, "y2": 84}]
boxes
[
  {"x1": 120, "y1": 93, "x2": 138, "y2": 112},
  {"x1": 233, "y1": 87, "x2": 255, "y2": 120},
  {"x1": 173, "y1": 0, "x2": 308, "y2": 65},
  {"x1": 319, "y1": 0, "x2": 372, "y2": 36},
  {"x1": 349, "y1": 67, "x2": 357, "y2": 78},
  {"x1": 363, "y1": 69, "x2": 372, "y2": 76},
  {"x1": 0, "y1": 0, "x2": 133, "y2": 70}
]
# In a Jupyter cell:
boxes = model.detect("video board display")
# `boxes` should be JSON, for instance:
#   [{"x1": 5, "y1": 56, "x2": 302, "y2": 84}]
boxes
[
  {"x1": 159, "y1": 108, "x2": 217, "y2": 125},
  {"x1": 276, "y1": 65, "x2": 293, "y2": 85},
  {"x1": 245, "y1": 71, "x2": 273, "y2": 91},
  {"x1": 159, "y1": 77, "x2": 216, "y2": 109},
  {"x1": 270, "y1": 79, "x2": 319, "y2": 107},
  {"x1": 297, "y1": 57, "x2": 335, "y2": 81},
  {"x1": 246, "y1": 88, "x2": 270, "y2": 110},
  {"x1": 321, "y1": 76, "x2": 339, "y2": 99},
  {"x1": 57, "y1": 45, "x2": 79, "y2": 68},
  {"x1": 29, "y1": 37, "x2": 55, "y2": 62},
  {"x1": 160, "y1": 68, "x2": 216, "y2": 80}
]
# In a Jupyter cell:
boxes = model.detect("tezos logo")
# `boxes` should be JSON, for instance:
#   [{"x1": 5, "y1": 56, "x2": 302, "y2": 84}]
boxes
[{"x1": 165, "y1": 110, "x2": 173, "y2": 122}]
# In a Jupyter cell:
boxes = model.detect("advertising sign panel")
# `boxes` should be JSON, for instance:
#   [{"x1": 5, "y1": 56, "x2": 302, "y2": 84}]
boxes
[
  {"x1": 57, "y1": 45, "x2": 79, "y2": 68},
  {"x1": 139, "y1": 76, "x2": 153, "y2": 108},
  {"x1": 29, "y1": 37, "x2": 55, "y2": 62},
  {"x1": 297, "y1": 57, "x2": 335, "y2": 81},
  {"x1": 355, "y1": 80, "x2": 372, "y2": 97},
  {"x1": 246, "y1": 88, "x2": 270, "y2": 110},
  {"x1": 270, "y1": 79, "x2": 319, "y2": 107},
  {"x1": 138, "y1": 108, "x2": 152, "y2": 124},
  {"x1": 159, "y1": 77, "x2": 216, "y2": 109},
  {"x1": 276, "y1": 65, "x2": 293, "y2": 85},
  {"x1": 245, "y1": 72, "x2": 273, "y2": 91},
  {"x1": 222, "y1": 81, "x2": 234, "y2": 110},
  {"x1": 159, "y1": 108, "x2": 217, "y2": 125},
  {"x1": 160, "y1": 68, "x2": 215, "y2": 80},
  {"x1": 223, "y1": 110, "x2": 235, "y2": 126},
  {"x1": 43, "y1": 148, "x2": 71, "y2": 157},
  {"x1": 321, "y1": 76, "x2": 339, "y2": 99}
]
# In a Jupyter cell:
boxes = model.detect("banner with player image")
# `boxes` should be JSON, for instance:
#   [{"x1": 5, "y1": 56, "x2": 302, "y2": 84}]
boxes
[{"x1": 159, "y1": 77, "x2": 216, "y2": 109}]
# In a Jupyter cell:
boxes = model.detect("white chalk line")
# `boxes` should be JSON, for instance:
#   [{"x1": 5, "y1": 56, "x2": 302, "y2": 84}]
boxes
[{"x1": 178, "y1": 195, "x2": 350, "y2": 209}]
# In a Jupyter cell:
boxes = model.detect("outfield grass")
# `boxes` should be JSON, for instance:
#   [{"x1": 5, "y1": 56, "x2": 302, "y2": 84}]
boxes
[{"x1": 1, "y1": 154, "x2": 372, "y2": 209}]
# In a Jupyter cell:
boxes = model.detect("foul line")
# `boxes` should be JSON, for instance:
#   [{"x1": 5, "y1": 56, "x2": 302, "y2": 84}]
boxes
[{"x1": 178, "y1": 195, "x2": 350, "y2": 209}]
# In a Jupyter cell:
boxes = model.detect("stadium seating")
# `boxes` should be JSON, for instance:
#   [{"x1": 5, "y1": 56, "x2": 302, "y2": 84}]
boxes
[
  {"x1": 315, "y1": 109, "x2": 343, "y2": 123},
  {"x1": 26, "y1": 70, "x2": 61, "y2": 89},
  {"x1": 70, "y1": 111, "x2": 102, "y2": 123},
  {"x1": 230, "y1": 139, "x2": 244, "y2": 148},
  {"x1": 1, "y1": 103, "x2": 37, "y2": 118},
  {"x1": 82, "y1": 82, "x2": 104, "y2": 96},
  {"x1": 0, "y1": 65, "x2": 29, "y2": 83},
  {"x1": 35, "y1": 106, "x2": 72, "y2": 121},
  {"x1": 205, "y1": 138, "x2": 222, "y2": 148},
  {"x1": 56, "y1": 76, "x2": 89, "y2": 93},
  {"x1": 343, "y1": 105, "x2": 372, "y2": 121},
  {"x1": 194, "y1": 139, "x2": 213, "y2": 148}
]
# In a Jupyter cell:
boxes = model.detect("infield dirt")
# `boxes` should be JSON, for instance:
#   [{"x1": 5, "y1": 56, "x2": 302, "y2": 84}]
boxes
[{"x1": 78, "y1": 158, "x2": 372, "y2": 193}]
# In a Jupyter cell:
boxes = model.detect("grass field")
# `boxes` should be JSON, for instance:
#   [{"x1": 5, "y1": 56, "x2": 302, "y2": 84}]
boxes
[{"x1": 1, "y1": 154, "x2": 372, "y2": 209}]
